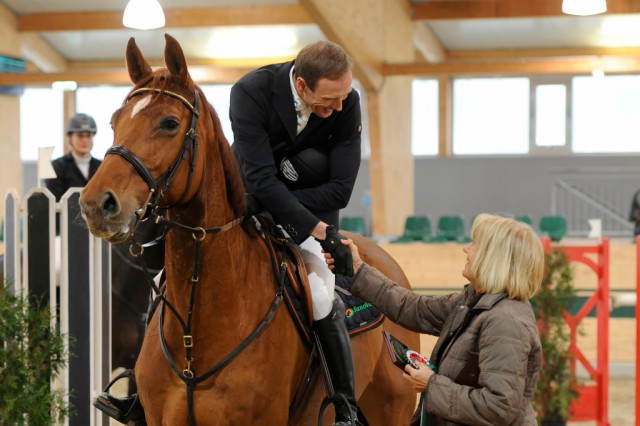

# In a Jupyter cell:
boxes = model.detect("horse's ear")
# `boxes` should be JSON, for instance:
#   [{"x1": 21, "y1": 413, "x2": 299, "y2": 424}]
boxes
[
  {"x1": 126, "y1": 37, "x2": 153, "y2": 84},
  {"x1": 164, "y1": 34, "x2": 190, "y2": 81}
]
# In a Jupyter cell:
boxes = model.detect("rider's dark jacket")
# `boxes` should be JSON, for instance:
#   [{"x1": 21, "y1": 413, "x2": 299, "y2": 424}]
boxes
[
  {"x1": 45, "y1": 152, "x2": 102, "y2": 201},
  {"x1": 230, "y1": 60, "x2": 361, "y2": 244}
]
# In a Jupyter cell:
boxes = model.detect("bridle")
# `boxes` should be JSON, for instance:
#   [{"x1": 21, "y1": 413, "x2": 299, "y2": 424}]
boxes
[
  {"x1": 107, "y1": 86, "x2": 286, "y2": 426},
  {"x1": 105, "y1": 87, "x2": 201, "y2": 222}
]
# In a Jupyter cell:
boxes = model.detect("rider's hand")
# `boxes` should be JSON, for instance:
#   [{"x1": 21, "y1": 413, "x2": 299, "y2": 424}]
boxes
[
  {"x1": 322, "y1": 233, "x2": 364, "y2": 275},
  {"x1": 317, "y1": 226, "x2": 354, "y2": 277}
]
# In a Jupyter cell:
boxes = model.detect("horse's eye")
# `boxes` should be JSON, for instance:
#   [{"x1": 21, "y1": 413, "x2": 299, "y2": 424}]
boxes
[{"x1": 161, "y1": 118, "x2": 180, "y2": 130}]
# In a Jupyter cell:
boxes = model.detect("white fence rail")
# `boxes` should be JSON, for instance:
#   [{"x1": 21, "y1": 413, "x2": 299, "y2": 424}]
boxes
[{"x1": 3, "y1": 187, "x2": 111, "y2": 426}]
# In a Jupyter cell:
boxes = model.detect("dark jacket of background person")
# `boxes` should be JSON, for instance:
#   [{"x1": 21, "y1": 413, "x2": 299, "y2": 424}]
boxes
[
  {"x1": 230, "y1": 60, "x2": 361, "y2": 244},
  {"x1": 629, "y1": 188, "x2": 640, "y2": 237},
  {"x1": 350, "y1": 264, "x2": 542, "y2": 426},
  {"x1": 46, "y1": 152, "x2": 101, "y2": 201}
]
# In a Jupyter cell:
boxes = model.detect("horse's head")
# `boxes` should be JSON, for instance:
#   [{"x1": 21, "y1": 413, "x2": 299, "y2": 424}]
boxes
[{"x1": 80, "y1": 34, "x2": 245, "y2": 243}]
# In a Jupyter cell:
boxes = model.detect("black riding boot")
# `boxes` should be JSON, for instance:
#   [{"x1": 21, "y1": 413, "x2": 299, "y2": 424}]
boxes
[{"x1": 313, "y1": 300, "x2": 360, "y2": 426}]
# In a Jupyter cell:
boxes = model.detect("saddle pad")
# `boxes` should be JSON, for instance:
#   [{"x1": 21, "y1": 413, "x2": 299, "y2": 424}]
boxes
[
  {"x1": 282, "y1": 273, "x2": 385, "y2": 345},
  {"x1": 335, "y1": 275, "x2": 385, "y2": 337}
]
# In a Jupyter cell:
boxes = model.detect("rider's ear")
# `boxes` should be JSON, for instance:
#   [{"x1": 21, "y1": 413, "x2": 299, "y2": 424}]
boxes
[
  {"x1": 126, "y1": 37, "x2": 153, "y2": 84},
  {"x1": 164, "y1": 33, "x2": 190, "y2": 82}
]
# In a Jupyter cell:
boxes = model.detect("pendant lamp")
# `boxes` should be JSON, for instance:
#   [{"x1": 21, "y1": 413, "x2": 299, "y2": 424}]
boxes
[
  {"x1": 562, "y1": 0, "x2": 607, "y2": 16},
  {"x1": 123, "y1": 0, "x2": 166, "y2": 30}
]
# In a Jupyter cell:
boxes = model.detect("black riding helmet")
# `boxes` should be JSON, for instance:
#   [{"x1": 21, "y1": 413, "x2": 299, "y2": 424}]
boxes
[{"x1": 67, "y1": 113, "x2": 97, "y2": 135}]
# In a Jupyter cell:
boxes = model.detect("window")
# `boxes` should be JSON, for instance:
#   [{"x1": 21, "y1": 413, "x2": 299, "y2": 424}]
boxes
[
  {"x1": 572, "y1": 75, "x2": 640, "y2": 153},
  {"x1": 411, "y1": 79, "x2": 439, "y2": 156},
  {"x1": 453, "y1": 78, "x2": 530, "y2": 155},
  {"x1": 20, "y1": 88, "x2": 64, "y2": 161},
  {"x1": 76, "y1": 86, "x2": 133, "y2": 159}
]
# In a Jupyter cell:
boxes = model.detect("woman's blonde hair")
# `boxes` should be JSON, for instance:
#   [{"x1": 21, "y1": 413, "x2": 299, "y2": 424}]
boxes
[{"x1": 469, "y1": 213, "x2": 544, "y2": 300}]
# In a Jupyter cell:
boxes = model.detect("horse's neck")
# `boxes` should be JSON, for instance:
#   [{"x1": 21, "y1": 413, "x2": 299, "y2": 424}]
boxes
[{"x1": 162, "y1": 191, "x2": 253, "y2": 305}]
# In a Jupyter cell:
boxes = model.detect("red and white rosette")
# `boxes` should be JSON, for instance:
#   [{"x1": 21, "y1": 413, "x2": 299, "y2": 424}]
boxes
[{"x1": 405, "y1": 350, "x2": 428, "y2": 369}]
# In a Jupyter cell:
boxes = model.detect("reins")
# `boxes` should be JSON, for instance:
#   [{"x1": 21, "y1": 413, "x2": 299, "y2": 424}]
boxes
[
  {"x1": 114, "y1": 86, "x2": 288, "y2": 426},
  {"x1": 128, "y1": 215, "x2": 287, "y2": 426}
]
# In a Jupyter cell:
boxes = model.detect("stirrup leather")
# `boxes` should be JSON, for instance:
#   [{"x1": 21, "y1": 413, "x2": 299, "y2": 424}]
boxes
[{"x1": 93, "y1": 369, "x2": 145, "y2": 424}]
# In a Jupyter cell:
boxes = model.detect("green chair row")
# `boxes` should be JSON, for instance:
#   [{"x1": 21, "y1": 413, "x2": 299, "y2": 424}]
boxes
[
  {"x1": 538, "y1": 215, "x2": 567, "y2": 242},
  {"x1": 515, "y1": 214, "x2": 567, "y2": 241},
  {"x1": 341, "y1": 213, "x2": 567, "y2": 242},
  {"x1": 516, "y1": 214, "x2": 567, "y2": 241},
  {"x1": 392, "y1": 215, "x2": 471, "y2": 243},
  {"x1": 340, "y1": 216, "x2": 366, "y2": 235}
]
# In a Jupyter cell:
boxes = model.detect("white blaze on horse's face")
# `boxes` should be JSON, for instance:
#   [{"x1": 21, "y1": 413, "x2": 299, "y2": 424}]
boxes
[{"x1": 131, "y1": 94, "x2": 152, "y2": 118}]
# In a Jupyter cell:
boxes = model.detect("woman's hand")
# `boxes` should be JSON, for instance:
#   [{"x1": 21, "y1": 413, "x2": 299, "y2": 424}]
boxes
[
  {"x1": 403, "y1": 361, "x2": 434, "y2": 392},
  {"x1": 323, "y1": 238, "x2": 363, "y2": 272}
]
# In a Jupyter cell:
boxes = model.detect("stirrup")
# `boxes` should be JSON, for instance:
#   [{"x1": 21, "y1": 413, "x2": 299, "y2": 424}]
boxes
[
  {"x1": 93, "y1": 369, "x2": 145, "y2": 424},
  {"x1": 318, "y1": 393, "x2": 361, "y2": 426}
]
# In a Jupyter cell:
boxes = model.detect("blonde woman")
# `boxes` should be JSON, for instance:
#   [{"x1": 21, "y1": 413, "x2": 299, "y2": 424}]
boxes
[{"x1": 325, "y1": 214, "x2": 544, "y2": 426}]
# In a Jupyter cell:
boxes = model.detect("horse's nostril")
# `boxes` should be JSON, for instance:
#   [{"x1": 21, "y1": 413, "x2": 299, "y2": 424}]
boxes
[{"x1": 101, "y1": 190, "x2": 120, "y2": 216}]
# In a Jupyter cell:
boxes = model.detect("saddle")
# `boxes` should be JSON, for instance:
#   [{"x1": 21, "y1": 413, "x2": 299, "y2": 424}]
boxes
[
  {"x1": 93, "y1": 214, "x2": 384, "y2": 425},
  {"x1": 255, "y1": 215, "x2": 385, "y2": 344}
]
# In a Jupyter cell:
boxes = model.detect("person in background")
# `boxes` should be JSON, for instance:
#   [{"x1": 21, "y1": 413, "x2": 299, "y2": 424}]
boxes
[
  {"x1": 629, "y1": 188, "x2": 640, "y2": 238},
  {"x1": 325, "y1": 213, "x2": 544, "y2": 426},
  {"x1": 46, "y1": 112, "x2": 101, "y2": 201},
  {"x1": 230, "y1": 40, "x2": 362, "y2": 426}
]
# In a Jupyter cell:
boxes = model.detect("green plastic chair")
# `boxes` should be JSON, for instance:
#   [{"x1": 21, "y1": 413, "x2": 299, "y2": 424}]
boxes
[
  {"x1": 339, "y1": 216, "x2": 366, "y2": 235},
  {"x1": 515, "y1": 215, "x2": 533, "y2": 225},
  {"x1": 539, "y1": 215, "x2": 567, "y2": 242},
  {"x1": 432, "y1": 215, "x2": 470, "y2": 243},
  {"x1": 392, "y1": 215, "x2": 431, "y2": 243}
]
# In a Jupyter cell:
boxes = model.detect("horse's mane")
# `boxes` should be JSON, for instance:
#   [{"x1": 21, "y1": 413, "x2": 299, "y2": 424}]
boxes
[
  {"x1": 201, "y1": 93, "x2": 247, "y2": 218},
  {"x1": 127, "y1": 70, "x2": 247, "y2": 219}
]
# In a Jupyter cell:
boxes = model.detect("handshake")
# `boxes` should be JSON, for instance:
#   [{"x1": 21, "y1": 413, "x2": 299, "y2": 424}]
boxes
[{"x1": 317, "y1": 225, "x2": 354, "y2": 277}]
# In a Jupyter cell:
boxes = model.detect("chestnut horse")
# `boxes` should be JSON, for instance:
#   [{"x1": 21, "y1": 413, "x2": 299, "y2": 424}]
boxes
[{"x1": 79, "y1": 34, "x2": 419, "y2": 425}]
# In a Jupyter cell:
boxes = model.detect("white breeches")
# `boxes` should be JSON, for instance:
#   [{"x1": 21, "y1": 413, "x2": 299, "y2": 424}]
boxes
[{"x1": 298, "y1": 237, "x2": 336, "y2": 320}]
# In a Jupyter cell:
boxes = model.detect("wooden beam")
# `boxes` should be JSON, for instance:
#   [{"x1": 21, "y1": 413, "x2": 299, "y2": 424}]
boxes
[
  {"x1": 20, "y1": 33, "x2": 68, "y2": 72},
  {"x1": 18, "y1": 5, "x2": 313, "y2": 32},
  {"x1": 67, "y1": 56, "x2": 296, "y2": 71},
  {"x1": 448, "y1": 46, "x2": 640, "y2": 61},
  {"x1": 437, "y1": 75, "x2": 452, "y2": 157},
  {"x1": 0, "y1": 66, "x2": 253, "y2": 85},
  {"x1": 413, "y1": 22, "x2": 446, "y2": 63},
  {"x1": 383, "y1": 56, "x2": 640, "y2": 76},
  {"x1": 412, "y1": 0, "x2": 640, "y2": 20}
]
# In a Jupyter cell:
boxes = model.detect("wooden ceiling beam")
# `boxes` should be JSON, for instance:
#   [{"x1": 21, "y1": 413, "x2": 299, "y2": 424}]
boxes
[
  {"x1": 0, "y1": 66, "x2": 253, "y2": 86},
  {"x1": 66, "y1": 56, "x2": 296, "y2": 70},
  {"x1": 412, "y1": 0, "x2": 640, "y2": 20},
  {"x1": 448, "y1": 46, "x2": 640, "y2": 61},
  {"x1": 383, "y1": 55, "x2": 640, "y2": 76},
  {"x1": 18, "y1": 5, "x2": 313, "y2": 32},
  {"x1": 20, "y1": 33, "x2": 68, "y2": 72},
  {"x1": 413, "y1": 22, "x2": 446, "y2": 63}
]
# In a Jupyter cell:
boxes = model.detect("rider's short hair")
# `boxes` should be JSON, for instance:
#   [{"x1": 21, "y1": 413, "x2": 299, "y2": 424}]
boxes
[{"x1": 294, "y1": 41, "x2": 352, "y2": 91}]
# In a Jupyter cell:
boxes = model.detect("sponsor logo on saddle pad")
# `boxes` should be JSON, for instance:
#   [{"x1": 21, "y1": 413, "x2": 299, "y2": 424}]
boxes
[{"x1": 345, "y1": 302, "x2": 373, "y2": 318}]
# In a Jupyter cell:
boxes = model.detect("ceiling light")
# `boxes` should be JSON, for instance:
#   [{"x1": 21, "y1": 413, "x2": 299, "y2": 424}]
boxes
[
  {"x1": 123, "y1": 0, "x2": 165, "y2": 30},
  {"x1": 562, "y1": 0, "x2": 607, "y2": 16}
]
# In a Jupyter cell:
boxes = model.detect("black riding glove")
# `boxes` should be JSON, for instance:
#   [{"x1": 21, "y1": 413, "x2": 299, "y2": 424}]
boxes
[{"x1": 318, "y1": 225, "x2": 354, "y2": 277}]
